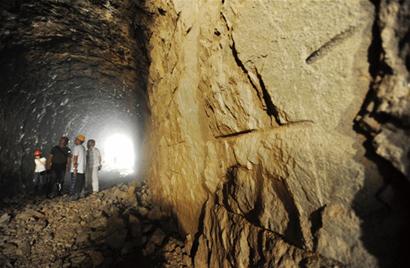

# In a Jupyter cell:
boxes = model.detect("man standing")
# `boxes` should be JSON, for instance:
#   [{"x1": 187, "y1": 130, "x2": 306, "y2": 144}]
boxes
[
  {"x1": 70, "y1": 134, "x2": 87, "y2": 200},
  {"x1": 86, "y1": 139, "x2": 102, "y2": 193},
  {"x1": 47, "y1": 136, "x2": 71, "y2": 197}
]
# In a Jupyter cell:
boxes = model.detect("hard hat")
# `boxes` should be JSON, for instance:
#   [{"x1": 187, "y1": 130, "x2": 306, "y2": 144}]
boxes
[
  {"x1": 34, "y1": 149, "x2": 42, "y2": 156},
  {"x1": 76, "y1": 134, "x2": 86, "y2": 142}
]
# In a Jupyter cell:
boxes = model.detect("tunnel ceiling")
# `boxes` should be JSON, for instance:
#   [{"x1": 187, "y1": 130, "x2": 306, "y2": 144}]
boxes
[{"x1": 0, "y1": 0, "x2": 149, "y2": 191}]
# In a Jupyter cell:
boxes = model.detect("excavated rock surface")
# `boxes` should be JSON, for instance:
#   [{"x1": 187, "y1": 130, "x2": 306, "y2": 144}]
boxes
[
  {"x1": 144, "y1": 0, "x2": 410, "y2": 267},
  {"x1": 0, "y1": 0, "x2": 408, "y2": 267},
  {"x1": 356, "y1": 0, "x2": 410, "y2": 179},
  {"x1": 0, "y1": 182, "x2": 190, "y2": 267},
  {"x1": 0, "y1": 0, "x2": 147, "y2": 193}
]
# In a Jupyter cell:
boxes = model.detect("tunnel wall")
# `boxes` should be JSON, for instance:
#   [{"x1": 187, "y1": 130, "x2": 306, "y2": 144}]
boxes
[
  {"x1": 144, "y1": 0, "x2": 410, "y2": 267},
  {"x1": 0, "y1": 0, "x2": 148, "y2": 193},
  {"x1": 0, "y1": 0, "x2": 408, "y2": 267}
]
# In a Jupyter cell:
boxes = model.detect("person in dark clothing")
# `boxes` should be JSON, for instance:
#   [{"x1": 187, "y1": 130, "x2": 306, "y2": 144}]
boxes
[{"x1": 47, "y1": 136, "x2": 71, "y2": 196}]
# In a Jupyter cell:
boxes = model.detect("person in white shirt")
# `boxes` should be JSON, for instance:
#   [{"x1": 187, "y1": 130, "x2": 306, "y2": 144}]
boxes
[
  {"x1": 69, "y1": 134, "x2": 87, "y2": 200},
  {"x1": 33, "y1": 149, "x2": 46, "y2": 195},
  {"x1": 86, "y1": 139, "x2": 102, "y2": 193}
]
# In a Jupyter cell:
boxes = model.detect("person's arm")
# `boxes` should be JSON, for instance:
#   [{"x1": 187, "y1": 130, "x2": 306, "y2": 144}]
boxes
[
  {"x1": 72, "y1": 146, "x2": 79, "y2": 175},
  {"x1": 46, "y1": 154, "x2": 53, "y2": 170},
  {"x1": 73, "y1": 155, "x2": 78, "y2": 175},
  {"x1": 66, "y1": 149, "x2": 72, "y2": 172},
  {"x1": 97, "y1": 149, "x2": 102, "y2": 170},
  {"x1": 66, "y1": 157, "x2": 71, "y2": 172}
]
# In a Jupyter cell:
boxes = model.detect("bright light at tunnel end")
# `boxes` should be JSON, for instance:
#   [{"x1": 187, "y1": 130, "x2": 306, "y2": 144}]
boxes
[{"x1": 103, "y1": 133, "x2": 136, "y2": 176}]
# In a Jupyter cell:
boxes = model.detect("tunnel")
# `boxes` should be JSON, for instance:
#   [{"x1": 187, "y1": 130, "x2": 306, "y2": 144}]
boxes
[
  {"x1": 1, "y1": 0, "x2": 410, "y2": 267},
  {"x1": 0, "y1": 0, "x2": 149, "y2": 195}
]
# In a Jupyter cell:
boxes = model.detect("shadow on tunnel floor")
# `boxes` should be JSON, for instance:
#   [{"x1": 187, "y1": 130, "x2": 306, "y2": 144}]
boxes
[{"x1": 0, "y1": 182, "x2": 190, "y2": 267}]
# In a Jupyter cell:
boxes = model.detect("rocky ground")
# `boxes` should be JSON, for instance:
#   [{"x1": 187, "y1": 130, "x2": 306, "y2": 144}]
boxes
[{"x1": 0, "y1": 182, "x2": 190, "y2": 267}]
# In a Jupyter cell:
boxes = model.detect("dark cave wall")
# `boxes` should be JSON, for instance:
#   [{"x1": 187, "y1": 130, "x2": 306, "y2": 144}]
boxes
[
  {"x1": 353, "y1": 1, "x2": 410, "y2": 265},
  {"x1": 0, "y1": 0, "x2": 149, "y2": 193},
  {"x1": 356, "y1": 0, "x2": 410, "y2": 179}
]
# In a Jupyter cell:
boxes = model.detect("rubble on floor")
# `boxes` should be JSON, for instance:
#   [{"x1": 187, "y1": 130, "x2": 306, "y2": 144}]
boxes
[{"x1": 0, "y1": 182, "x2": 190, "y2": 267}]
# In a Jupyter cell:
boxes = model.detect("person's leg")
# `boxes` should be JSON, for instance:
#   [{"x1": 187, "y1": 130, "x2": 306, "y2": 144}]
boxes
[
  {"x1": 40, "y1": 172, "x2": 48, "y2": 196},
  {"x1": 77, "y1": 173, "x2": 85, "y2": 197},
  {"x1": 33, "y1": 173, "x2": 39, "y2": 194},
  {"x1": 88, "y1": 169, "x2": 93, "y2": 193},
  {"x1": 60, "y1": 168, "x2": 67, "y2": 193},
  {"x1": 92, "y1": 167, "x2": 99, "y2": 192},
  {"x1": 55, "y1": 168, "x2": 65, "y2": 195},
  {"x1": 85, "y1": 168, "x2": 91, "y2": 194},
  {"x1": 70, "y1": 172, "x2": 77, "y2": 197},
  {"x1": 47, "y1": 169, "x2": 57, "y2": 197},
  {"x1": 39, "y1": 172, "x2": 46, "y2": 194}
]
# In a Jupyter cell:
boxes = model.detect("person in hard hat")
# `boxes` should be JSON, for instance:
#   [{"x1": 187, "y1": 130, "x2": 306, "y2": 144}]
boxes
[
  {"x1": 33, "y1": 149, "x2": 47, "y2": 195},
  {"x1": 86, "y1": 139, "x2": 102, "y2": 193},
  {"x1": 47, "y1": 136, "x2": 71, "y2": 197},
  {"x1": 70, "y1": 134, "x2": 87, "y2": 200}
]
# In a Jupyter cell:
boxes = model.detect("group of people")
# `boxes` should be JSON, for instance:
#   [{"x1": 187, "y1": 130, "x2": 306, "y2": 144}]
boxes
[{"x1": 33, "y1": 134, "x2": 102, "y2": 200}]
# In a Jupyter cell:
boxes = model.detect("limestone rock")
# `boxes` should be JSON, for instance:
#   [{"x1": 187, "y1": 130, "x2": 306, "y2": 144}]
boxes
[
  {"x1": 193, "y1": 194, "x2": 340, "y2": 268},
  {"x1": 149, "y1": 228, "x2": 166, "y2": 246},
  {"x1": 316, "y1": 204, "x2": 377, "y2": 266},
  {"x1": 0, "y1": 213, "x2": 10, "y2": 226},
  {"x1": 144, "y1": 0, "x2": 409, "y2": 266},
  {"x1": 0, "y1": 0, "x2": 408, "y2": 267},
  {"x1": 86, "y1": 250, "x2": 104, "y2": 267},
  {"x1": 374, "y1": 125, "x2": 410, "y2": 177},
  {"x1": 356, "y1": 0, "x2": 410, "y2": 180}
]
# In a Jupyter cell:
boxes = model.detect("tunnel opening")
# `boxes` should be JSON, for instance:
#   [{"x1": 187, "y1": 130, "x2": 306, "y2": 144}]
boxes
[
  {"x1": 0, "y1": 1, "x2": 189, "y2": 267},
  {"x1": 0, "y1": 0, "x2": 150, "y2": 197},
  {"x1": 3, "y1": 0, "x2": 409, "y2": 267}
]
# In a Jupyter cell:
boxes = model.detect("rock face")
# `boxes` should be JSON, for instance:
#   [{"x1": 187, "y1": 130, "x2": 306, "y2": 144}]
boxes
[
  {"x1": 0, "y1": 0, "x2": 147, "y2": 193},
  {"x1": 144, "y1": 0, "x2": 410, "y2": 267},
  {"x1": 356, "y1": 0, "x2": 410, "y2": 178},
  {"x1": 0, "y1": 0, "x2": 409, "y2": 267}
]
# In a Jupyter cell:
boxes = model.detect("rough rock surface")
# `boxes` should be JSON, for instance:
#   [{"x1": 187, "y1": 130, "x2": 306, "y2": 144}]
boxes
[
  {"x1": 0, "y1": 0, "x2": 409, "y2": 267},
  {"x1": 356, "y1": 0, "x2": 410, "y2": 179},
  {"x1": 0, "y1": 182, "x2": 190, "y2": 267},
  {"x1": 144, "y1": 0, "x2": 410, "y2": 267}
]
